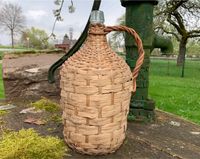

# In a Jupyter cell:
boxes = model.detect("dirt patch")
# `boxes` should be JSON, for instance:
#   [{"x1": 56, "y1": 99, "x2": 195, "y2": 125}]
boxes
[
  {"x1": 1, "y1": 100, "x2": 63, "y2": 138},
  {"x1": 1, "y1": 100, "x2": 200, "y2": 159}
]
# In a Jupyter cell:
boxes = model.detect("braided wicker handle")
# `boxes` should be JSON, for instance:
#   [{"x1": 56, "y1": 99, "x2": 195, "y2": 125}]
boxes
[{"x1": 104, "y1": 25, "x2": 145, "y2": 93}]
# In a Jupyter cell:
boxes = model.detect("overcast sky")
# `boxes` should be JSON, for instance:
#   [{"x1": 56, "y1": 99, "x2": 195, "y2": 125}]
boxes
[{"x1": 0, "y1": 0, "x2": 125, "y2": 45}]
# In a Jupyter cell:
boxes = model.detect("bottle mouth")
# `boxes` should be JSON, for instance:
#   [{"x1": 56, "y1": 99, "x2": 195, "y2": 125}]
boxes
[{"x1": 90, "y1": 10, "x2": 105, "y2": 24}]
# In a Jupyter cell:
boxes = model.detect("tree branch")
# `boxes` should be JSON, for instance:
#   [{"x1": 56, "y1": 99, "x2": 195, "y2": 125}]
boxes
[
  {"x1": 188, "y1": 29, "x2": 200, "y2": 38},
  {"x1": 167, "y1": 14, "x2": 183, "y2": 35},
  {"x1": 155, "y1": 26, "x2": 181, "y2": 41},
  {"x1": 188, "y1": 34, "x2": 200, "y2": 38},
  {"x1": 166, "y1": 0, "x2": 188, "y2": 13},
  {"x1": 172, "y1": 11, "x2": 186, "y2": 31},
  {"x1": 188, "y1": 30, "x2": 200, "y2": 35}
]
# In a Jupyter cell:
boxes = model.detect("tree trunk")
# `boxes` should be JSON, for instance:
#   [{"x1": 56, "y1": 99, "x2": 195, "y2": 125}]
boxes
[
  {"x1": 177, "y1": 37, "x2": 187, "y2": 66},
  {"x1": 11, "y1": 29, "x2": 14, "y2": 48}
]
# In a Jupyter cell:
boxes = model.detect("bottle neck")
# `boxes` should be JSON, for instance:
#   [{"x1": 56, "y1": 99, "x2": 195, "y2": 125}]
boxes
[
  {"x1": 85, "y1": 24, "x2": 109, "y2": 51},
  {"x1": 88, "y1": 24, "x2": 106, "y2": 35}
]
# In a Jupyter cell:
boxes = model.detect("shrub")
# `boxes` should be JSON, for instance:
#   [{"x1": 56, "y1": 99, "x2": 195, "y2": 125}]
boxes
[{"x1": 0, "y1": 129, "x2": 66, "y2": 159}]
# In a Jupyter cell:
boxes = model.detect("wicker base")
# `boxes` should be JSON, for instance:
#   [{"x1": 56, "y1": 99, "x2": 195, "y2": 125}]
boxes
[
  {"x1": 61, "y1": 70, "x2": 131, "y2": 155},
  {"x1": 64, "y1": 129, "x2": 126, "y2": 155}
]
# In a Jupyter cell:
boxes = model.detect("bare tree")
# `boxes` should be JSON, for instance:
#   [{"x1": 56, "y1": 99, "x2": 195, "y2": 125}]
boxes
[
  {"x1": 0, "y1": 3, "x2": 25, "y2": 48},
  {"x1": 109, "y1": 14, "x2": 126, "y2": 53},
  {"x1": 154, "y1": 0, "x2": 200, "y2": 67}
]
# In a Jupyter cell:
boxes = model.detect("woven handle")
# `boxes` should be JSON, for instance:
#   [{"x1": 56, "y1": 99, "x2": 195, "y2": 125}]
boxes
[{"x1": 104, "y1": 25, "x2": 145, "y2": 93}]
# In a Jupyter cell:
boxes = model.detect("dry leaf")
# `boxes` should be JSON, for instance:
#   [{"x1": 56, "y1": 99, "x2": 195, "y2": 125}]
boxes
[{"x1": 24, "y1": 117, "x2": 45, "y2": 125}]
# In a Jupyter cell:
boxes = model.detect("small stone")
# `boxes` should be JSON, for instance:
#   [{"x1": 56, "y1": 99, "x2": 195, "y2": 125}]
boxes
[
  {"x1": 0, "y1": 104, "x2": 16, "y2": 110},
  {"x1": 166, "y1": 147, "x2": 171, "y2": 151},
  {"x1": 169, "y1": 121, "x2": 181, "y2": 127},
  {"x1": 20, "y1": 107, "x2": 43, "y2": 114},
  {"x1": 25, "y1": 68, "x2": 39, "y2": 73},
  {"x1": 190, "y1": 131, "x2": 200, "y2": 135},
  {"x1": 150, "y1": 124, "x2": 159, "y2": 128}
]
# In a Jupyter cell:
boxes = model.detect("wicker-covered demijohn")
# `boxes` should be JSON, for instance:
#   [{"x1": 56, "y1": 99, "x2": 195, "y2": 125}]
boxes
[{"x1": 60, "y1": 23, "x2": 144, "y2": 155}]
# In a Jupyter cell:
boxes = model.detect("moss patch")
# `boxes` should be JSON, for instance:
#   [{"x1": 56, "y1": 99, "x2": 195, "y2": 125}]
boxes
[
  {"x1": 0, "y1": 110, "x2": 8, "y2": 116},
  {"x1": 0, "y1": 129, "x2": 66, "y2": 159},
  {"x1": 31, "y1": 97, "x2": 60, "y2": 113},
  {"x1": 51, "y1": 114, "x2": 63, "y2": 123},
  {"x1": 0, "y1": 110, "x2": 8, "y2": 126}
]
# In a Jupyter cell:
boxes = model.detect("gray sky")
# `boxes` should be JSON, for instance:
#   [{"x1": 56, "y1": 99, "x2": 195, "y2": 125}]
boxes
[{"x1": 0, "y1": 0, "x2": 125, "y2": 45}]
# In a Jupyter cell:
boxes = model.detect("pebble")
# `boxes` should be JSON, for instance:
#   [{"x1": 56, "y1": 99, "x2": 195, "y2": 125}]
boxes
[
  {"x1": 169, "y1": 121, "x2": 181, "y2": 127},
  {"x1": 190, "y1": 131, "x2": 200, "y2": 135}
]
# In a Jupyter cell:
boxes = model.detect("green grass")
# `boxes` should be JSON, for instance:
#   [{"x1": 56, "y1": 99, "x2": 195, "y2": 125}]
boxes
[
  {"x1": 0, "y1": 64, "x2": 4, "y2": 99},
  {"x1": 149, "y1": 59, "x2": 200, "y2": 124},
  {"x1": 0, "y1": 45, "x2": 26, "y2": 49},
  {"x1": 0, "y1": 48, "x2": 28, "y2": 60}
]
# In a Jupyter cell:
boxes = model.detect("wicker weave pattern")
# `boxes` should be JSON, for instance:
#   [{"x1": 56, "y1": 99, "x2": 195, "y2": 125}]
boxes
[{"x1": 60, "y1": 24, "x2": 144, "y2": 155}]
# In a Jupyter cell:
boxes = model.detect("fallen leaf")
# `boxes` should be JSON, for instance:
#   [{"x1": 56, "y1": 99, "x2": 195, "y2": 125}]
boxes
[
  {"x1": 24, "y1": 117, "x2": 35, "y2": 123},
  {"x1": 34, "y1": 120, "x2": 45, "y2": 125},
  {"x1": 24, "y1": 117, "x2": 45, "y2": 125}
]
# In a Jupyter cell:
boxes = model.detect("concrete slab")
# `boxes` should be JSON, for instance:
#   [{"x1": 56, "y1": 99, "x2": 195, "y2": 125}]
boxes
[{"x1": 2, "y1": 99, "x2": 200, "y2": 159}]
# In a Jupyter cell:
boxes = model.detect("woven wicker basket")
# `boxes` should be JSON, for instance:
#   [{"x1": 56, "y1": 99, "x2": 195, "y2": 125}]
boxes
[{"x1": 60, "y1": 24, "x2": 144, "y2": 155}]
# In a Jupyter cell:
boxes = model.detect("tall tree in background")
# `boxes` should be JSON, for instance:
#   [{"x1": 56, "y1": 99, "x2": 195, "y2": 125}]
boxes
[
  {"x1": 154, "y1": 0, "x2": 200, "y2": 67},
  {"x1": 0, "y1": 3, "x2": 25, "y2": 48},
  {"x1": 21, "y1": 27, "x2": 49, "y2": 49}
]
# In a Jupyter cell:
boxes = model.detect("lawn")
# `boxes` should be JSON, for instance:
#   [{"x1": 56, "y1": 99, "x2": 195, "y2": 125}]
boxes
[
  {"x1": 0, "y1": 47, "x2": 31, "y2": 60},
  {"x1": 149, "y1": 59, "x2": 200, "y2": 124},
  {"x1": 0, "y1": 64, "x2": 4, "y2": 99}
]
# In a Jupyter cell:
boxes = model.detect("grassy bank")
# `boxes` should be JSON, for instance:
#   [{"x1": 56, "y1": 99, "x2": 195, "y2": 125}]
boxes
[{"x1": 149, "y1": 59, "x2": 200, "y2": 124}]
